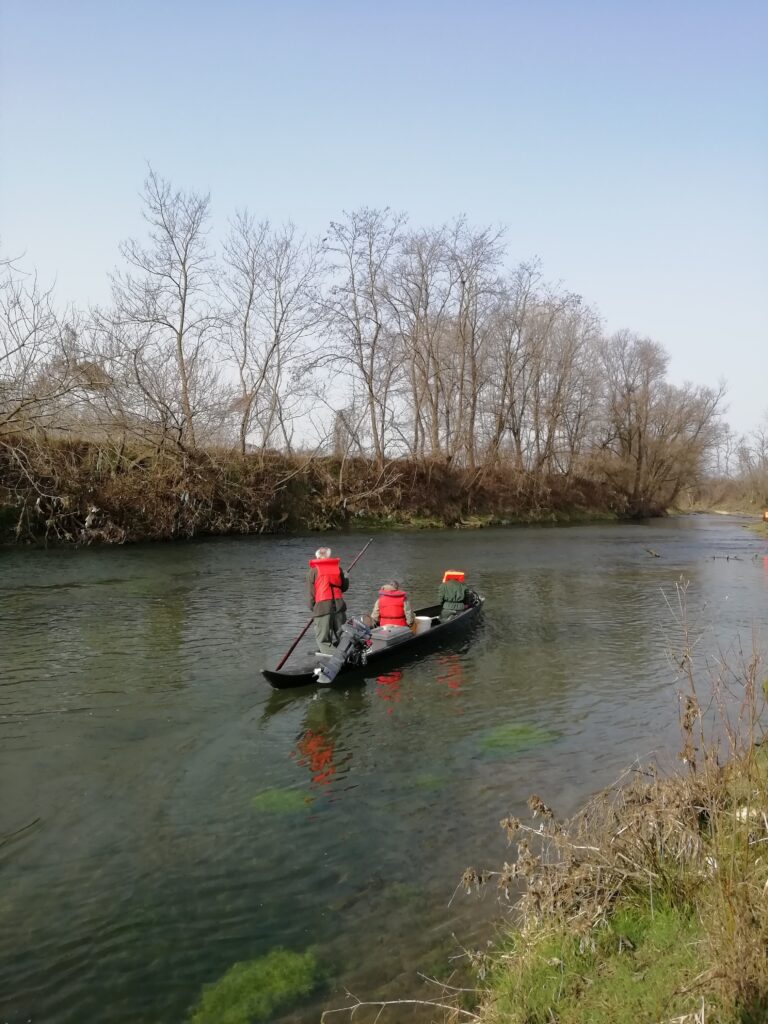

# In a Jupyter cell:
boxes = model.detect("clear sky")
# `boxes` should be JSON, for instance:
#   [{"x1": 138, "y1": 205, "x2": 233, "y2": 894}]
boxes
[{"x1": 1, "y1": 0, "x2": 766, "y2": 433}]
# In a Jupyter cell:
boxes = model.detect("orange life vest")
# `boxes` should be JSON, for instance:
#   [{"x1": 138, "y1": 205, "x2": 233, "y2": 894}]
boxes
[
  {"x1": 378, "y1": 588, "x2": 407, "y2": 626},
  {"x1": 309, "y1": 557, "x2": 343, "y2": 604}
]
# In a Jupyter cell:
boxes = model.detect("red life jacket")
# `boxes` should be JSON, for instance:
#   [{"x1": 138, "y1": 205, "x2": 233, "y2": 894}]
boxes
[
  {"x1": 378, "y1": 588, "x2": 407, "y2": 626},
  {"x1": 309, "y1": 557, "x2": 343, "y2": 604}
]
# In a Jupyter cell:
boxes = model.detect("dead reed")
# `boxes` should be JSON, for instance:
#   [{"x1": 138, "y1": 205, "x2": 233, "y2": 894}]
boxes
[{"x1": 473, "y1": 580, "x2": 768, "y2": 1023}]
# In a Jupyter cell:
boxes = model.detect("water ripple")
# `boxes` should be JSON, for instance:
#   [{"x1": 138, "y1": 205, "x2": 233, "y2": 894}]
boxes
[{"x1": 1, "y1": 516, "x2": 767, "y2": 1024}]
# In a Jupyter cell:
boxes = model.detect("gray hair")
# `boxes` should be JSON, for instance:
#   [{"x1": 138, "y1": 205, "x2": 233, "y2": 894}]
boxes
[
  {"x1": 315, "y1": 546, "x2": 332, "y2": 558},
  {"x1": 383, "y1": 579, "x2": 399, "y2": 590}
]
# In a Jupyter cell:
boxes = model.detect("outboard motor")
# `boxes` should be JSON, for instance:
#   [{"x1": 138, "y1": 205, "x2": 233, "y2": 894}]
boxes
[{"x1": 315, "y1": 618, "x2": 372, "y2": 685}]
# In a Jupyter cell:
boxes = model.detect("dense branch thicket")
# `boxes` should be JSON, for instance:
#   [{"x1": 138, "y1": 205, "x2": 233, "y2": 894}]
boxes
[{"x1": 2, "y1": 170, "x2": 757, "y2": 543}]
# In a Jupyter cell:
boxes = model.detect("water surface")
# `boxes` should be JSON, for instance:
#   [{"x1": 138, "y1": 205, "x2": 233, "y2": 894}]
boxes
[{"x1": 1, "y1": 516, "x2": 767, "y2": 1022}]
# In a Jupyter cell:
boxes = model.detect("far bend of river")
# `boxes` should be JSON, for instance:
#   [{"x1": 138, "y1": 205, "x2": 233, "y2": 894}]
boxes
[{"x1": 2, "y1": 516, "x2": 768, "y2": 1024}]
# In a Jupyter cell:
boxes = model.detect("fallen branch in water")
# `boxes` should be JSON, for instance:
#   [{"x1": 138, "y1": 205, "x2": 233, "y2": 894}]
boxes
[
  {"x1": 321, "y1": 993, "x2": 480, "y2": 1022},
  {"x1": 0, "y1": 816, "x2": 41, "y2": 848}
]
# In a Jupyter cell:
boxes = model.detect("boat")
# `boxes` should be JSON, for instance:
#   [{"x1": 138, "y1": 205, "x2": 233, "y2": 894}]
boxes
[{"x1": 262, "y1": 597, "x2": 484, "y2": 689}]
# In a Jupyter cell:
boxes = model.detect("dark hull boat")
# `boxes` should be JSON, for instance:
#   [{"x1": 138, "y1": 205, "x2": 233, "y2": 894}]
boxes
[{"x1": 262, "y1": 598, "x2": 484, "y2": 689}]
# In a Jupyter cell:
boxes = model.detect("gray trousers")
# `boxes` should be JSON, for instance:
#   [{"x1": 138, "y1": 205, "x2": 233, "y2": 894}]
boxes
[{"x1": 313, "y1": 609, "x2": 347, "y2": 653}]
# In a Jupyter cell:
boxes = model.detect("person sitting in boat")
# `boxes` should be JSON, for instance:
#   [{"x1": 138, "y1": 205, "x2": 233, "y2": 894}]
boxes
[
  {"x1": 307, "y1": 547, "x2": 349, "y2": 654},
  {"x1": 371, "y1": 580, "x2": 414, "y2": 629},
  {"x1": 438, "y1": 570, "x2": 469, "y2": 620}
]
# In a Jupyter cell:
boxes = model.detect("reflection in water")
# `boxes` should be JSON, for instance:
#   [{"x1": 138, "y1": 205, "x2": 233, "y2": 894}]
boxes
[
  {"x1": 290, "y1": 691, "x2": 367, "y2": 789},
  {"x1": 1, "y1": 517, "x2": 767, "y2": 1024},
  {"x1": 296, "y1": 727, "x2": 337, "y2": 786},
  {"x1": 375, "y1": 669, "x2": 403, "y2": 712},
  {"x1": 266, "y1": 688, "x2": 374, "y2": 797},
  {"x1": 435, "y1": 653, "x2": 465, "y2": 698}
]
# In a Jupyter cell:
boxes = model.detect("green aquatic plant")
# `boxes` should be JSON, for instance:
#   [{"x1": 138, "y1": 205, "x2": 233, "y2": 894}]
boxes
[
  {"x1": 250, "y1": 787, "x2": 309, "y2": 814},
  {"x1": 480, "y1": 723, "x2": 558, "y2": 755},
  {"x1": 188, "y1": 948, "x2": 319, "y2": 1024},
  {"x1": 386, "y1": 880, "x2": 422, "y2": 905},
  {"x1": 412, "y1": 771, "x2": 444, "y2": 791}
]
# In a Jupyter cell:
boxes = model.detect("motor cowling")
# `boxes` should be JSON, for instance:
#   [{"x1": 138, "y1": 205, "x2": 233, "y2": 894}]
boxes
[{"x1": 315, "y1": 618, "x2": 372, "y2": 685}]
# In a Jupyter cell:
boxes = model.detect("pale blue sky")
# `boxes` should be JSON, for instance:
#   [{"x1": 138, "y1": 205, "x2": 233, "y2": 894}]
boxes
[{"x1": 1, "y1": 0, "x2": 766, "y2": 432}]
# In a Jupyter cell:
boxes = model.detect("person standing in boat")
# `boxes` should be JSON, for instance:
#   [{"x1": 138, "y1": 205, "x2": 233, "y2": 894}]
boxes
[
  {"x1": 438, "y1": 570, "x2": 469, "y2": 620},
  {"x1": 307, "y1": 547, "x2": 349, "y2": 654},
  {"x1": 371, "y1": 580, "x2": 415, "y2": 628}
]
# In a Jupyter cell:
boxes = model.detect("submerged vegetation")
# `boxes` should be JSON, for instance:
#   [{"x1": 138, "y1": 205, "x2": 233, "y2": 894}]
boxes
[
  {"x1": 250, "y1": 787, "x2": 310, "y2": 815},
  {"x1": 188, "y1": 948, "x2": 320, "y2": 1024},
  {"x1": 479, "y1": 723, "x2": 559, "y2": 756}
]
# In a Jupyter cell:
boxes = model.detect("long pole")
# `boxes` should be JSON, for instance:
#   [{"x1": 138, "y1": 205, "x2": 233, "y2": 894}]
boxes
[{"x1": 274, "y1": 538, "x2": 374, "y2": 670}]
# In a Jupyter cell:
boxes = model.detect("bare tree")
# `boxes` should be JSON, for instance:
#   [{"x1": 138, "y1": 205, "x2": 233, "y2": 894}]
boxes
[
  {"x1": 109, "y1": 168, "x2": 219, "y2": 451},
  {"x1": 447, "y1": 219, "x2": 504, "y2": 467},
  {"x1": 0, "y1": 262, "x2": 66, "y2": 435},
  {"x1": 483, "y1": 261, "x2": 543, "y2": 468},
  {"x1": 324, "y1": 208, "x2": 406, "y2": 469},
  {"x1": 527, "y1": 292, "x2": 600, "y2": 476},
  {"x1": 712, "y1": 423, "x2": 742, "y2": 479},
  {"x1": 735, "y1": 413, "x2": 768, "y2": 505},
  {"x1": 3, "y1": 178, "x2": 742, "y2": 542},
  {"x1": 222, "y1": 214, "x2": 322, "y2": 455},
  {"x1": 387, "y1": 225, "x2": 459, "y2": 458},
  {"x1": 596, "y1": 331, "x2": 725, "y2": 512}
]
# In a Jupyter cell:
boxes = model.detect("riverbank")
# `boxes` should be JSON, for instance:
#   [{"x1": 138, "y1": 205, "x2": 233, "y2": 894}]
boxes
[
  {"x1": 0, "y1": 436, "x2": 630, "y2": 545},
  {"x1": 472, "y1": 640, "x2": 768, "y2": 1024}
]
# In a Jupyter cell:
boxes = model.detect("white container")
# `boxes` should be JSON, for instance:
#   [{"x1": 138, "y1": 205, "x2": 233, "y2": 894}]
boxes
[{"x1": 414, "y1": 616, "x2": 432, "y2": 635}]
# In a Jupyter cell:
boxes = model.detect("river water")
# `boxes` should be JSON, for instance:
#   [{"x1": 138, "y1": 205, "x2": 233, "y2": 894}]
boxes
[{"x1": 1, "y1": 516, "x2": 767, "y2": 1023}]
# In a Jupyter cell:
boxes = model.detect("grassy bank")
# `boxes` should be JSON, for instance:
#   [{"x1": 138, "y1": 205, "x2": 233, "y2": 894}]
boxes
[
  {"x1": 472, "y1": 614, "x2": 768, "y2": 1024},
  {"x1": 0, "y1": 435, "x2": 629, "y2": 545}
]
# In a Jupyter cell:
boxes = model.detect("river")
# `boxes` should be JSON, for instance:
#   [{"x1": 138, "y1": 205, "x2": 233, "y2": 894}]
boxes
[{"x1": 1, "y1": 516, "x2": 767, "y2": 1023}]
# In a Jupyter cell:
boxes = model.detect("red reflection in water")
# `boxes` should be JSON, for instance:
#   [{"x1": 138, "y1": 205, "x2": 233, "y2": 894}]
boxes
[
  {"x1": 295, "y1": 728, "x2": 336, "y2": 786},
  {"x1": 435, "y1": 654, "x2": 465, "y2": 700},
  {"x1": 376, "y1": 669, "x2": 403, "y2": 713}
]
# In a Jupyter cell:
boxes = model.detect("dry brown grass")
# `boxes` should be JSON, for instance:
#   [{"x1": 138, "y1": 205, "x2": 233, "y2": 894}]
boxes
[
  {"x1": 471, "y1": 581, "x2": 768, "y2": 1023},
  {"x1": 0, "y1": 434, "x2": 625, "y2": 544}
]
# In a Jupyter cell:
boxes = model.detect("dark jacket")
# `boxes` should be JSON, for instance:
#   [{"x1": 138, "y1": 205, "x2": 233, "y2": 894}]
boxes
[
  {"x1": 307, "y1": 565, "x2": 349, "y2": 618},
  {"x1": 438, "y1": 579, "x2": 467, "y2": 614}
]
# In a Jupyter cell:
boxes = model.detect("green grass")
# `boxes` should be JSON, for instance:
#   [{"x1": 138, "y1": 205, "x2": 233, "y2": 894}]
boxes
[
  {"x1": 487, "y1": 903, "x2": 706, "y2": 1024},
  {"x1": 480, "y1": 723, "x2": 559, "y2": 755},
  {"x1": 188, "y1": 948, "x2": 320, "y2": 1024},
  {"x1": 479, "y1": 741, "x2": 768, "y2": 1023}
]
